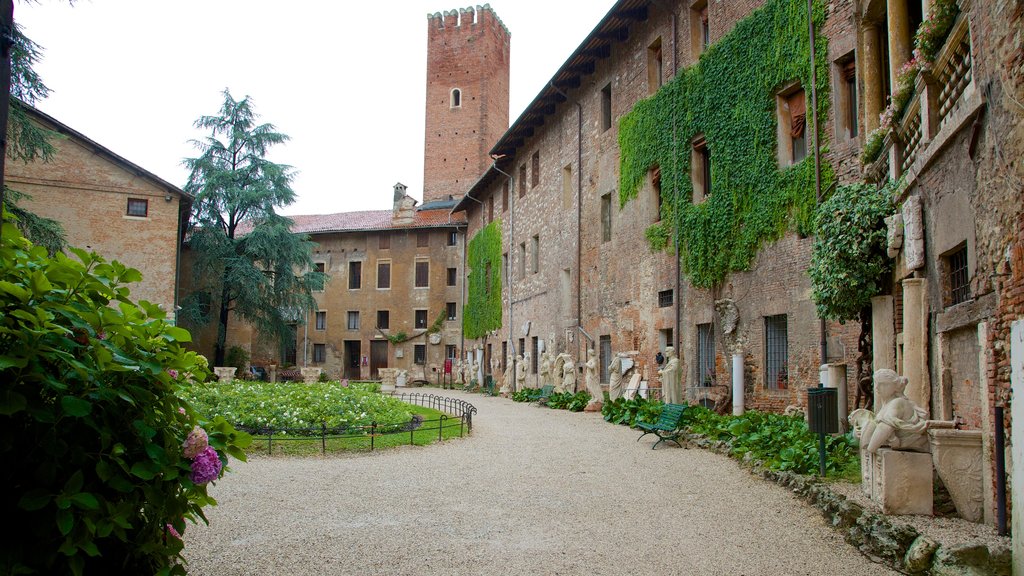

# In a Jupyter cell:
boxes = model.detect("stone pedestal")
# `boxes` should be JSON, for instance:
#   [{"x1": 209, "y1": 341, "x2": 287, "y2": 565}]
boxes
[
  {"x1": 268, "y1": 365, "x2": 277, "y2": 383},
  {"x1": 213, "y1": 366, "x2": 236, "y2": 382},
  {"x1": 731, "y1": 353, "x2": 745, "y2": 416},
  {"x1": 378, "y1": 368, "x2": 397, "y2": 394},
  {"x1": 827, "y1": 363, "x2": 848, "y2": 432},
  {"x1": 300, "y1": 367, "x2": 321, "y2": 384},
  {"x1": 864, "y1": 448, "x2": 933, "y2": 516},
  {"x1": 584, "y1": 401, "x2": 603, "y2": 412},
  {"x1": 395, "y1": 370, "x2": 408, "y2": 387},
  {"x1": 930, "y1": 429, "x2": 983, "y2": 522}
]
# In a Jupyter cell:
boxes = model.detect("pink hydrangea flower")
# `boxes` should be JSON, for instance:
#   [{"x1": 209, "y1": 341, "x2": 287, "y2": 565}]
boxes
[
  {"x1": 167, "y1": 369, "x2": 179, "y2": 379},
  {"x1": 178, "y1": 407, "x2": 187, "y2": 415},
  {"x1": 166, "y1": 523, "x2": 181, "y2": 539},
  {"x1": 190, "y1": 445, "x2": 222, "y2": 485},
  {"x1": 182, "y1": 426, "x2": 209, "y2": 459}
]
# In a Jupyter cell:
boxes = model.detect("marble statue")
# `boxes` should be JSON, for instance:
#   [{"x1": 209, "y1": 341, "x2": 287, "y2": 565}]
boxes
[
  {"x1": 469, "y1": 357, "x2": 480, "y2": 387},
  {"x1": 560, "y1": 353, "x2": 576, "y2": 394},
  {"x1": 500, "y1": 353, "x2": 513, "y2": 395},
  {"x1": 454, "y1": 359, "x2": 465, "y2": 386},
  {"x1": 583, "y1": 348, "x2": 601, "y2": 407},
  {"x1": 539, "y1": 351, "x2": 553, "y2": 388},
  {"x1": 515, "y1": 354, "x2": 527, "y2": 390},
  {"x1": 849, "y1": 369, "x2": 929, "y2": 454},
  {"x1": 657, "y1": 347, "x2": 681, "y2": 404},
  {"x1": 608, "y1": 353, "x2": 627, "y2": 400}
]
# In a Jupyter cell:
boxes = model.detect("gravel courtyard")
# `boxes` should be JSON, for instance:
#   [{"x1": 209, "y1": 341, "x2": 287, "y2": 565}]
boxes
[{"x1": 183, "y1": 390, "x2": 894, "y2": 575}]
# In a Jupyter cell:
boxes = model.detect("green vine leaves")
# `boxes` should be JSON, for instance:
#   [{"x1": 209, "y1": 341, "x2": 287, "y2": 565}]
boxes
[{"x1": 464, "y1": 221, "x2": 503, "y2": 340}]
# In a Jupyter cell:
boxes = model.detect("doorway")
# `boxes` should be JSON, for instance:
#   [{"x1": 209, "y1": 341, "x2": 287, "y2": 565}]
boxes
[
  {"x1": 343, "y1": 340, "x2": 361, "y2": 380},
  {"x1": 370, "y1": 340, "x2": 388, "y2": 380}
]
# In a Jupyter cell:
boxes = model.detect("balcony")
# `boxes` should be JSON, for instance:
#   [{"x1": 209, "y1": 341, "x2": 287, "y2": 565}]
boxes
[{"x1": 863, "y1": 7, "x2": 984, "y2": 189}]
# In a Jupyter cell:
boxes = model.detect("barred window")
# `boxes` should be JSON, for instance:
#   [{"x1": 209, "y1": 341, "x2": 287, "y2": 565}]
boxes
[
  {"x1": 947, "y1": 245, "x2": 970, "y2": 306},
  {"x1": 658, "y1": 289, "x2": 674, "y2": 308},
  {"x1": 764, "y1": 315, "x2": 788, "y2": 389},
  {"x1": 697, "y1": 323, "x2": 715, "y2": 386},
  {"x1": 414, "y1": 344, "x2": 426, "y2": 365},
  {"x1": 126, "y1": 198, "x2": 148, "y2": 217}
]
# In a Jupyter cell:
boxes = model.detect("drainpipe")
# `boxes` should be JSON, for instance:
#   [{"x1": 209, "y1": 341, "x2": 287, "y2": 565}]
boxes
[
  {"x1": 490, "y1": 159, "x2": 517, "y2": 390},
  {"x1": 548, "y1": 80, "x2": 583, "y2": 361},
  {"x1": 807, "y1": 0, "x2": 827, "y2": 368}
]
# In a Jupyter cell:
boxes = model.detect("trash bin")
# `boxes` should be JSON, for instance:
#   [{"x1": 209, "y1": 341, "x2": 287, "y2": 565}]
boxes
[{"x1": 806, "y1": 385, "x2": 839, "y2": 434}]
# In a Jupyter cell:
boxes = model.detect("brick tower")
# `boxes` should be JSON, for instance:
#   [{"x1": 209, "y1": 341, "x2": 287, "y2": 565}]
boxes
[{"x1": 423, "y1": 5, "x2": 510, "y2": 203}]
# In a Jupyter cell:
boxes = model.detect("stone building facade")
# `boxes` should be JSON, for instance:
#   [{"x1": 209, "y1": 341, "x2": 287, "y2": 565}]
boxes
[
  {"x1": 453, "y1": 0, "x2": 863, "y2": 411},
  {"x1": 856, "y1": 0, "x2": 1023, "y2": 532},
  {"x1": 6, "y1": 104, "x2": 190, "y2": 315}
]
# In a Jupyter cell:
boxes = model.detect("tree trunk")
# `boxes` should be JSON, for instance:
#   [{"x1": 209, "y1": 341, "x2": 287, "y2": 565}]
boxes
[{"x1": 214, "y1": 284, "x2": 231, "y2": 367}]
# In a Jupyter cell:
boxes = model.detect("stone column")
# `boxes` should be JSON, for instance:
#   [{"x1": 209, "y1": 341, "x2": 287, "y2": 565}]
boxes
[
  {"x1": 732, "y1": 353, "x2": 744, "y2": 416},
  {"x1": 827, "y1": 363, "x2": 849, "y2": 432},
  {"x1": 860, "y1": 22, "x2": 885, "y2": 133},
  {"x1": 886, "y1": 0, "x2": 912, "y2": 89},
  {"x1": 872, "y1": 295, "x2": 896, "y2": 374},
  {"x1": 901, "y1": 278, "x2": 930, "y2": 416}
]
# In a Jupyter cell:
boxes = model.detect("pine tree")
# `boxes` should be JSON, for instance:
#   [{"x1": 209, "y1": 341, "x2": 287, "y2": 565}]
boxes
[{"x1": 181, "y1": 89, "x2": 324, "y2": 366}]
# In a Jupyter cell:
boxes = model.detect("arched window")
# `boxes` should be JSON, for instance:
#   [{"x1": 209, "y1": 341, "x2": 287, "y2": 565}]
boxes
[{"x1": 451, "y1": 88, "x2": 462, "y2": 108}]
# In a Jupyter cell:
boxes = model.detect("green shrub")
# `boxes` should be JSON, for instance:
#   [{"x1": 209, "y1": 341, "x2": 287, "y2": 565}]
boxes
[
  {"x1": 511, "y1": 388, "x2": 542, "y2": 402},
  {"x1": 225, "y1": 345, "x2": 249, "y2": 374},
  {"x1": 546, "y1": 391, "x2": 591, "y2": 412},
  {"x1": 0, "y1": 220, "x2": 250, "y2": 575},
  {"x1": 601, "y1": 397, "x2": 664, "y2": 427}
]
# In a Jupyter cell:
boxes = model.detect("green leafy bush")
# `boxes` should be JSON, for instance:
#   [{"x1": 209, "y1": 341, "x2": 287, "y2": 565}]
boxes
[
  {"x1": 225, "y1": 345, "x2": 249, "y2": 375},
  {"x1": 0, "y1": 221, "x2": 250, "y2": 575},
  {"x1": 463, "y1": 221, "x2": 502, "y2": 339},
  {"x1": 546, "y1": 391, "x2": 591, "y2": 412},
  {"x1": 601, "y1": 397, "x2": 664, "y2": 427},
  {"x1": 809, "y1": 182, "x2": 895, "y2": 322},
  {"x1": 180, "y1": 380, "x2": 413, "y2": 433},
  {"x1": 511, "y1": 388, "x2": 542, "y2": 402}
]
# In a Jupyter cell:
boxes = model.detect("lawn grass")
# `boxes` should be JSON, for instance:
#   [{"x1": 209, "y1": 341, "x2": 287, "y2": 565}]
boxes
[{"x1": 245, "y1": 405, "x2": 468, "y2": 456}]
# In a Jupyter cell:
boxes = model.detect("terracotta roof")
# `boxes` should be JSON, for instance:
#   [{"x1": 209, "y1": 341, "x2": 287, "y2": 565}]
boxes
[{"x1": 286, "y1": 208, "x2": 466, "y2": 235}]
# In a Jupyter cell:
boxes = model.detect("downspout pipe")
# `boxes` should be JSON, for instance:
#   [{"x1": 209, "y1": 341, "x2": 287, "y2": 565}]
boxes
[
  {"x1": 490, "y1": 159, "x2": 517, "y2": 390},
  {"x1": 548, "y1": 80, "x2": 583, "y2": 360}
]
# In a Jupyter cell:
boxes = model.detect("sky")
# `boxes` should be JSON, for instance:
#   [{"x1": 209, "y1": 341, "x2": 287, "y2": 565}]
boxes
[{"x1": 15, "y1": 0, "x2": 618, "y2": 216}]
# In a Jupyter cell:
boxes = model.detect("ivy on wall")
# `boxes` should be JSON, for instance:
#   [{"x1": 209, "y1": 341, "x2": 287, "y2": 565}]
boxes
[
  {"x1": 618, "y1": 0, "x2": 834, "y2": 289},
  {"x1": 463, "y1": 220, "x2": 502, "y2": 340}
]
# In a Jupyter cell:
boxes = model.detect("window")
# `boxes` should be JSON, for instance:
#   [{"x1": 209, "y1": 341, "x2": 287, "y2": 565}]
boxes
[
  {"x1": 765, "y1": 315, "x2": 789, "y2": 389},
  {"x1": 599, "y1": 335, "x2": 611, "y2": 384},
  {"x1": 502, "y1": 181, "x2": 509, "y2": 211},
  {"x1": 313, "y1": 343, "x2": 326, "y2": 364},
  {"x1": 519, "y1": 164, "x2": 527, "y2": 197},
  {"x1": 778, "y1": 86, "x2": 807, "y2": 166},
  {"x1": 690, "y1": 1, "x2": 709, "y2": 58},
  {"x1": 531, "y1": 337, "x2": 539, "y2": 374},
  {"x1": 650, "y1": 165, "x2": 663, "y2": 221},
  {"x1": 312, "y1": 262, "x2": 326, "y2": 291},
  {"x1": 451, "y1": 88, "x2": 462, "y2": 108},
  {"x1": 417, "y1": 231, "x2": 430, "y2": 247},
  {"x1": 379, "y1": 234, "x2": 390, "y2": 249},
  {"x1": 600, "y1": 83, "x2": 612, "y2": 131},
  {"x1": 946, "y1": 244, "x2": 971, "y2": 306},
  {"x1": 347, "y1": 311, "x2": 360, "y2": 330},
  {"x1": 315, "y1": 311, "x2": 326, "y2": 331},
  {"x1": 348, "y1": 261, "x2": 362, "y2": 289},
  {"x1": 126, "y1": 198, "x2": 148, "y2": 217},
  {"x1": 837, "y1": 57, "x2": 858, "y2": 139},
  {"x1": 658, "y1": 289, "x2": 674, "y2": 308},
  {"x1": 446, "y1": 302, "x2": 457, "y2": 321},
  {"x1": 697, "y1": 323, "x2": 715, "y2": 386},
  {"x1": 601, "y1": 193, "x2": 612, "y2": 242},
  {"x1": 648, "y1": 37, "x2": 663, "y2": 94},
  {"x1": 531, "y1": 235, "x2": 539, "y2": 274},
  {"x1": 415, "y1": 309, "x2": 428, "y2": 329},
  {"x1": 377, "y1": 261, "x2": 391, "y2": 289},
  {"x1": 531, "y1": 151, "x2": 540, "y2": 188},
  {"x1": 501, "y1": 341, "x2": 507, "y2": 371},
  {"x1": 446, "y1": 267, "x2": 458, "y2": 287},
  {"x1": 377, "y1": 310, "x2": 390, "y2": 330},
  {"x1": 446, "y1": 344, "x2": 457, "y2": 360},
  {"x1": 519, "y1": 242, "x2": 526, "y2": 278},
  {"x1": 488, "y1": 194, "x2": 494, "y2": 222},
  {"x1": 414, "y1": 344, "x2": 426, "y2": 365},
  {"x1": 415, "y1": 260, "x2": 429, "y2": 288},
  {"x1": 562, "y1": 165, "x2": 573, "y2": 209},
  {"x1": 447, "y1": 230, "x2": 458, "y2": 246},
  {"x1": 691, "y1": 135, "x2": 711, "y2": 201}
]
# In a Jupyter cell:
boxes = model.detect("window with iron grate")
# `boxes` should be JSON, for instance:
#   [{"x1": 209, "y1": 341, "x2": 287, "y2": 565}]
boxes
[{"x1": 764, "y1": 315, "x2": 788, "y2": 389}]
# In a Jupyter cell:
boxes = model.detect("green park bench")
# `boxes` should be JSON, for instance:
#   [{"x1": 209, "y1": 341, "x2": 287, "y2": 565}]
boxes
[
  {"x1": 533, "y1": 385, "x2": 554, "y2": 406},
  {"x1": 636, "y1": 403, "x2": 688, "y2": 450}
]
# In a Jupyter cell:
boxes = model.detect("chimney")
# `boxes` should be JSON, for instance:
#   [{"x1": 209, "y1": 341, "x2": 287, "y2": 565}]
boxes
[{"x1": 392, "y1": 182, "x2": 415, "y2": 225}]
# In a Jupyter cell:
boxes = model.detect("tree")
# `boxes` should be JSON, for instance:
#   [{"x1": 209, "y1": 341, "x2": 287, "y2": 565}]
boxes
[
  {"x1": 3, "y1": 22, "x2": 66, "y2": 253},
  {"x1": 181, "y1": 89, "x2": 324, "y2": 367}
]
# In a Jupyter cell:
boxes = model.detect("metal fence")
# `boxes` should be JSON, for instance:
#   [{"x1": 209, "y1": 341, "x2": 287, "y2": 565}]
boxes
[{"x1": 237, "y1": 394, "x2": 477, "y2": 455}]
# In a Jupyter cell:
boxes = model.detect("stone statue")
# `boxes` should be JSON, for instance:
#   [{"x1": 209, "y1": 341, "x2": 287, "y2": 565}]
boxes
[
  {"x1": 583, "y1": 348, "x2": 601, "y2": 407},
  {"x1": 849, "y1": 369, "x2": 929, "y2": 454},
  {"x1": 500, "y1": 353, "x2": 513, "y2": 395},
  {"x1": 469, "y1": 357, "x2": 480, "y2": 387},
  {"x1": 539, "y1": 351, "x2": 553, "y2": 388},
  {"x1": 560, "y1": 353, "x2": 576, "y2": 394},
  {"x1": 657, "y1": 347, "x2": 680, "y2": 404},
  {"x1": 454, "y1": 359, "x2": 465, "y2": 386},
  {"x1": 608, "y1": 353, "x2": 626, "y2": 400},
  {"x1": 515, "y1": 354, "x2": 527, "y2": 390}
]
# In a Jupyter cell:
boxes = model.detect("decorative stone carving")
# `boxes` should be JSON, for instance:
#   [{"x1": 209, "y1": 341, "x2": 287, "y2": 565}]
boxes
[
  {"x1": 849, "y1": 369, "x2": 929, "y2": 454},
  {"x1": 714, "y1": 299, "x2": 743, "y2": 355},
  {"x1": 213, "y1": 366, "x2": 237, "y2": 382},
  {"x1": 902, "y1": 196, "x2": 925, "y2": 270},
  {"x1": 499, "y1": 353, "x2": 513, "y2": 395},
  {"x1": 559, "y1": 353, "x2": 576, "y2": 394},
  {"x1": 515, "y1": 354, "x2": 527, "y2": 390},
  {"x1": 607, "y1": 353, "x2": 627, "y2": 400},
  {"x1": 395, "y1": 369, "x2": 408, "y2": 387},
  {"x1": 885, "y1": 213, "x2": 904, "y2": 258},
  {"x1": 877, "y1": 448, "x2": 934, "y2": 515},
  {"x1": 583, "y1": 349, "x2": 602, "y2": 410},
  {"x1": 300, "y1": 367, "x2": 321, "y2": 383},
  {"x1": 428, "y1": 332, "x2": 442, "y2": 345},
  {"x1": 454, "y1": 359, "x2": 465, "y2": 385},
  {"x1": 657, "y1": 346, "x2": 681, "y2": 404},
  {"x1": 378, "y1": 368, "x2": 397, "y2": 393},
  {"x1": 539, "y1": 351, "x2": 553, "y2": 388},
  {"x1": 929, "y1": 429, "x2": 984, "y2": 522}
]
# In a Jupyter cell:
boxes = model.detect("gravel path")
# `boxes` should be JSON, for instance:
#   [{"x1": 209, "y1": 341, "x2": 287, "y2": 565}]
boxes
[{"x1": 183, "y1": 390, "x2": 895, "y2": 575}]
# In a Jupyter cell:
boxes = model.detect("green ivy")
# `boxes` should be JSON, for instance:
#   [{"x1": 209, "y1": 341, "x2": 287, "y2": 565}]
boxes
[
  {"x1": 619, "y1": 0, "x2": 834, "y2": 288},
  {"x1": 463, "y1": 220, "x2": 502, "y2": 340},
  {"x1": 809, "y1": 181, "x2": 896, "y2": 322}
]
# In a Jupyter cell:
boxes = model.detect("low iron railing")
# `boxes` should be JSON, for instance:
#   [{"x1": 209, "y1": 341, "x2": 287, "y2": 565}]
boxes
[{"x1": 236, "y1": 394, "x2": 477, "y2": 455}]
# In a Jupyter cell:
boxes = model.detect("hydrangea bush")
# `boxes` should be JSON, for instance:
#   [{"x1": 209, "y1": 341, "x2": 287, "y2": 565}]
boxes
[
  {"x1": 180, "y1": 381, "x2": 413, "y2": 433},
  {"x1": 0, "y1": 220, "x2": 250, "y2": 575}
]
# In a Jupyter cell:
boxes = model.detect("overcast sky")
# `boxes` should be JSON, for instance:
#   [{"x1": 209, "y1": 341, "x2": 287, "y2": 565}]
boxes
[{"x1": 15, "y1": 0, "x2": 617, "y2": 216}]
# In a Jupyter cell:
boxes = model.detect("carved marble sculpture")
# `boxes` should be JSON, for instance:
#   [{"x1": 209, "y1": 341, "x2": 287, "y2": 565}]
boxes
[
  {"x1": 559, "y1": 354, "x2": 576, "y2": 394},
  {"x1": 454, "y1": 359, "x2": 465, "y2": 385},
  {"x1": 469, "y1": 358, "x2": 480, "y2": 386},
  {"x1": 539, "y1": 351, "x2": 553, "y2": 388},
  {"x1": 657, "y1": 347, "x2": 680, "y2": 404},
  {"x1": 515, "y1": 354, "x2": 527, "y2": 389},
  {"x1": 608, "y1": 353, "x2": 626, "y2": 400},
  {"x1": 584, "y1": 348, "x2": 601, "y2": 405},
  {"x1": 500, "y1": 353, "x2": 513, "y2": 394},
  {"x1": 849, "y1": 369, "x2": 929, "y2": 454},
  {"x1": 714, "y1": 299, "x2": 743, "y2": 355}
]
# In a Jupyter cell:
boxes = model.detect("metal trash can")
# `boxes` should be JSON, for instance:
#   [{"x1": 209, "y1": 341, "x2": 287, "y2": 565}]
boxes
[{"x1": 807, "y1": 385, "x2": 839, "y2": 434}]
